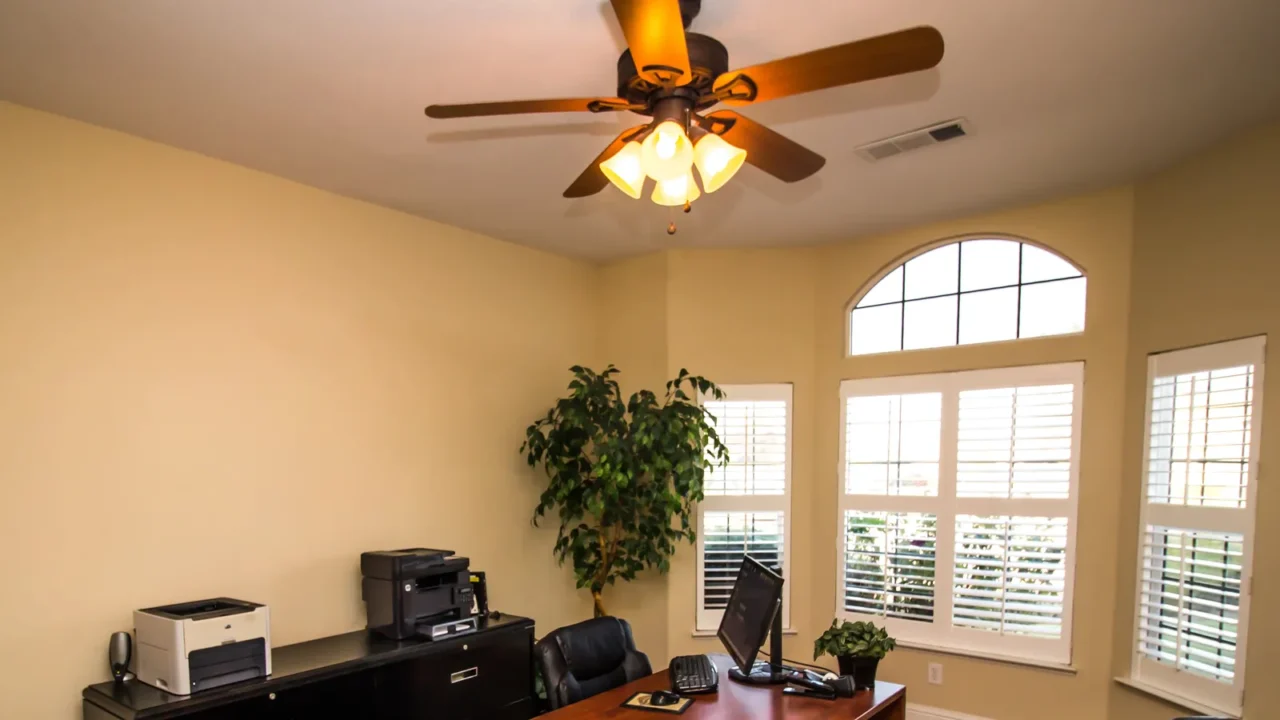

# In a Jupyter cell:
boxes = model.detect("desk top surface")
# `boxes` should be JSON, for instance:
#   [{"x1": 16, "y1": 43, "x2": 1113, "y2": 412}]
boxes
[{"x1": 544, "y1": 654, "x2": 905, "y2": 720}]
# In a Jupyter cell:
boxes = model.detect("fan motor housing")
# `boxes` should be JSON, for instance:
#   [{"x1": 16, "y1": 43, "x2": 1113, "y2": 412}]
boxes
[{"x1": 616, "y1": 32, "x2": 728, "y2": 114}]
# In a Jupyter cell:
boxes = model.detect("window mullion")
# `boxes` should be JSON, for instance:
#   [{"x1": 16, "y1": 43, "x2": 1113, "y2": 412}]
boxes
[{"x1": 933, "y1": 385, "x2": 960, "y2": 639}]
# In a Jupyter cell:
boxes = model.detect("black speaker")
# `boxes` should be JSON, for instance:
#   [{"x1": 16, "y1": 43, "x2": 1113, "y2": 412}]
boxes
[{"x1": 109, "y1": 631, "x2": 132, "y2": 682}]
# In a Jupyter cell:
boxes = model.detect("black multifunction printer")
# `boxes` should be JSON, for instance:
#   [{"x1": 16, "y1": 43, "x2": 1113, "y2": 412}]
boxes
[{"x1": 360, "y1": 548, "x2": 480, "y2": 641}]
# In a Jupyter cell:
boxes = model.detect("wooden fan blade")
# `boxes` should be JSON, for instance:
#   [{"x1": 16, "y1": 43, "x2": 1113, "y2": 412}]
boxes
[
  {"x1": 425, "y1": 97, "x2": 631, "y2": 119},
  {"x1": 701, "y1": 110, "x2": 825, "y2": 183},
  {"x1": 713, "y1": 26, "x2": 944, "y2": 105},
  {"x1": 610, "y1": 0, "x2": 692, "y2": 86},
  {"x1": 564, "y1": 125, "x2": 649, "y2": 198}
]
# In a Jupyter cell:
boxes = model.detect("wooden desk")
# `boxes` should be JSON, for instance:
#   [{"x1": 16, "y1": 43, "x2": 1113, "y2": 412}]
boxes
[{"x1": 544, "y1": 654, "x2": 906, "y2": 720}]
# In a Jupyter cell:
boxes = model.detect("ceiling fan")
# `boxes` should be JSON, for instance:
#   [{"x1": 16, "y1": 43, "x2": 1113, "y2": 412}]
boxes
[{"x1": 425, "y1": 0, "x2": 944, "y2": 210}]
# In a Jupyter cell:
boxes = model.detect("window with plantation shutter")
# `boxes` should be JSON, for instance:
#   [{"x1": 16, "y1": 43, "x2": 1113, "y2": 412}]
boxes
[
  {"x1": 1129, "y1": 337, "x2": 1263, "y2": 717},
  {"x1": 839, "y1": 363, "x2": 1081, "y2": 664},
  {"x1": 697, "y1": 384, "x2": 792, "y2": 631}
]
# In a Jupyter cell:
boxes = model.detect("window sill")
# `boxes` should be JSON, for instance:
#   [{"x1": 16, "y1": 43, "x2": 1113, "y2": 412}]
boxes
[
  {"x1": 895, "y1": 640, "x2": 1077, "y2": 674},
  {"x1": 1113, "y1": 676, "x2": 1240, "y2": 719},
  {"x1": 691, "y1": 628, "x2": 799, "y2": 638}
]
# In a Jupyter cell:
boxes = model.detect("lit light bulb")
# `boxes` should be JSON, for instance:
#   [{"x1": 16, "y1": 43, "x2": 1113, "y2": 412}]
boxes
[
  {"x1": 655, "y1": 131, "x2": 678, "y2": 160},
  {"x1": 640, "y1": 120, "x2": 694, "y2": 181},
  {"x1": 599, "y1": 141, "x2": 645, "y2": 199},
  {"x1": 693, "y1": 133, "x2": 747, "y2": 193},
  {"x1": 651, "y1": 170, "x2": 701, "y2": 207}
]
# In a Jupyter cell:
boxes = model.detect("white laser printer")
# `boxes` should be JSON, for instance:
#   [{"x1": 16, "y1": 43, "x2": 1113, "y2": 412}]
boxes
[{"x1": 133, "y1": 597, "x2": 271, "y2": 695}]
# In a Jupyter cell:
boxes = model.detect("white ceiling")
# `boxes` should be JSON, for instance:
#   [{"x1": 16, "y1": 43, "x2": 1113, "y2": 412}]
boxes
[{"x1": 3, "y1": 1, "x2": 1280, "y2": 261}]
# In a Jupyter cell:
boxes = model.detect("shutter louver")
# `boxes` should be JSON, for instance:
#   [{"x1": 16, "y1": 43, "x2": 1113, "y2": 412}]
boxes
[
  {"x1": 1147, "y1": 366, "x2": 1254, "y2": 508},
  {"x1": 845, "y1": 392, "x2": 942, "y2": 496},
  {"x1": 957, "y1": 384, "x2": 1074, "y2": 499},
  {"x1": 843, "y1": 511, "x2": 936, "y2": 621},
  {"x1": 953, "y1": 516, "x2": 1067, "y2": 638},
  {"x1": 704, "y1": 400, "x2": 787, "y2": 496},
  {"x1": 1137, "y1": 526, "x2": 1242, "y2": 683},
  {"x1": 701, "y1": 512, "x2": 784, "y2": 611}
]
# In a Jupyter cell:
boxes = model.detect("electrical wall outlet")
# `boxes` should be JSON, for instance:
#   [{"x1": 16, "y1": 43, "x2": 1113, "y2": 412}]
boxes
[{"x1": 927, "y1": 662, "x2": 943, "y2": 685}]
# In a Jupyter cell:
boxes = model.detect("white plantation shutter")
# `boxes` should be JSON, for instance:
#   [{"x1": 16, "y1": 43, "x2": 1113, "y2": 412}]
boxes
[
  {"x1": 1131, "y1": 337, "x2": 1263, "y2": 717},
  {"x1": 953, "y1": 516, "x2": 1068, "y2": 638},
  {"x1": 697, "y1": 384, "x2": 792, "y2": 631},
  {"x1": 839, "y1": 363, "x2": 1081, "y2": 663}
]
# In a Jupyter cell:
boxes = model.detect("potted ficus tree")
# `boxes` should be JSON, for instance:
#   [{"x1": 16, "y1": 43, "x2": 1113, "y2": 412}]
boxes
[
  {"x1": 813, "y1": 619, "x2": 897, "y2": 690},
  {"x1": 521, "y1": 365, "x2": 728, "y2": 617}
]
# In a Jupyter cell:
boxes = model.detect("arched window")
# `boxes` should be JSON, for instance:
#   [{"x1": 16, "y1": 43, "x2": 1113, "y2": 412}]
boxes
[{"x1": 848, "y1": 237, "x2": 1086, "y2": 356}]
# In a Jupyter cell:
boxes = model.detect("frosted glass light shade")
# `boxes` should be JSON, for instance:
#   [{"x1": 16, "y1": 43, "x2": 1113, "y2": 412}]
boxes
[
  {"x1": 600, "y1": 141, "x2": 645, "y2": 199},
  {"x1": 693, "y1": 133, "x2": 746, "y2": 193},
  {"x1": 651, "y1": 171, "x2": 701, "y2": 206},
  {"x1": 640, "y1": 121, "x2": 694, "y2": 181}
]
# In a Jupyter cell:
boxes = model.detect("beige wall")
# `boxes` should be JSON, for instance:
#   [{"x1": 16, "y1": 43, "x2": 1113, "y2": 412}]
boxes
[
  {"x1": 595, "y1": 253, "x2": 673, "y2": 663},
  {"x1": 1109, "y1": 120, "x2": 1280, "y2": 720},
  {"x1": 0, "y1": 103, "x2": 600, "y2": 718}
]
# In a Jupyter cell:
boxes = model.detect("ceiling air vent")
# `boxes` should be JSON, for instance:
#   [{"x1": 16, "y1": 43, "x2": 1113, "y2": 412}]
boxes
[{"x1": 856, "y1": 119, "x2": 971, "y2": 162}]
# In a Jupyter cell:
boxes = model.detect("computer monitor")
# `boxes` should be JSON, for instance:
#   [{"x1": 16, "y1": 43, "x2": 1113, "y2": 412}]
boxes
[{"x1": 715, "y1": 555, "x2": 788, "y2": 685}]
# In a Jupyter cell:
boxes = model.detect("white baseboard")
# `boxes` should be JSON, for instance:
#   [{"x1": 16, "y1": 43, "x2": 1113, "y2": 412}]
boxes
[{"x1": 908, "y1": 703, "x2": 994, "y2": 720}]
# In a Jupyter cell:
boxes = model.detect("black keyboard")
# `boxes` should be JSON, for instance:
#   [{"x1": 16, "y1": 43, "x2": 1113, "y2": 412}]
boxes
[{"x1": 669, "y1": 654, "x2": 719, "y2": 694}]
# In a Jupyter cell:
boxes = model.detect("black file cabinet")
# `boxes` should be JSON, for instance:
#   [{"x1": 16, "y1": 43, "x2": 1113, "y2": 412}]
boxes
[{"x1": 82, "y1": 615, "x2": 535, "y2": 720}]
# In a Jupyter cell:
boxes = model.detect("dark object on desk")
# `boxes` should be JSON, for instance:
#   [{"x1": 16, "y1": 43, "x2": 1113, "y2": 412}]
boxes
[
  {"x1": 535, "y1": 616, "x2": 652, "y2": 711},
  {"x1": 542, "y1": 653, "x2": 907, "y2": 719},
  {"x1": 667, "y1": 654, "x2": 717, "y2": 694},
  {"x1": 110, "y1": 632, "x2": 134, "y2": 683},
  {"x1": 720, "y1": 555, "x2": 787, "y2": 685},
  {"x1": 620, "y1": 691, "x2": 695, "y2": 714},
  {"x1": 781, "y1": 670, "x2": 839, "y2": 700},
  {"x1": 82, "y1": 614, "x2": 536, "y2": 720},
  {"x1": 822, "y1": 674, "x2": 856, "y2": 698},
  {"x1": 361, "y1": 548, "x2": 478, "y2": 641},
  {"x1": 649, "y1": 690, "x2": 680, "y2": 706},
  {"x1": 469, "y1": 571, "x2": 489, "y2": 616}
]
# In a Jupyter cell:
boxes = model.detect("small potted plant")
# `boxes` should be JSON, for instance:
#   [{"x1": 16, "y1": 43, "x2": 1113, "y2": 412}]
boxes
[{"x1": 813, "y1": 619, "x2": 897, "y2": 690}]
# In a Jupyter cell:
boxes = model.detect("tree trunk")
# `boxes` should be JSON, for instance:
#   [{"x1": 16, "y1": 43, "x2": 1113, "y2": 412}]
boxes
[{"x1": 592, "y1": 589, "x2": 607, "y2": 618}]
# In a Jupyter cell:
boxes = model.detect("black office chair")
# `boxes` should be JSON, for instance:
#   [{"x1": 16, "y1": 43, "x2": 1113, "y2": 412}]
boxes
[{"x1": 534, "y1": 616, "x2": 652, "y2": 710}]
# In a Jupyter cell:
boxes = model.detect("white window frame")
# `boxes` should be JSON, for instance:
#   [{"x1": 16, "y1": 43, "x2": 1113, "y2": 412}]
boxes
[
  {"x1": 696, "y1": 383, "x2": 793, "y2": 632},
  {"x1": 836, "y1": 363, "x2": 1083, "y2": 665},
  {"x1": 1127, "y1": 337, "x2": 1264, "y2": 718}
]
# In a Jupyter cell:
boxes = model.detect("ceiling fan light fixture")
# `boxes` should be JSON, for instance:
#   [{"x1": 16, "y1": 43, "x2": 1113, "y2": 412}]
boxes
[
  {"x1": 693, "y1": 133, "x2": 747, "y2": 193},
  {"x1": 651, "y1": 170, "x2": 701, "y2": 207},
  {"x1": 600, "y1": 141, "x2": 646, "y2": 199},
  {"x1": 640, "y1": 120, "x2": 694, "y2": 181}
]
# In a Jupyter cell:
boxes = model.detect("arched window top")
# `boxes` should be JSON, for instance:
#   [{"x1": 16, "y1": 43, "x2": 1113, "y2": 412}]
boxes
[{"x1": 848, "y1": 237, "x2": 1086, "y2": 356}]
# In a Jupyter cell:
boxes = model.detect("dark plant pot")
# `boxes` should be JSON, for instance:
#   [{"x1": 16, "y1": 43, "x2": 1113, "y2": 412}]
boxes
[{"x1": 836, "y1": 656, "x2": 880, "y2": 690}]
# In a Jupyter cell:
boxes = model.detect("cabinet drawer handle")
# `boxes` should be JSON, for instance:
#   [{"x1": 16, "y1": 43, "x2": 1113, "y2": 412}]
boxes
[{"x1": 450, "y1": 667, "x2": 479, "y2": 684}]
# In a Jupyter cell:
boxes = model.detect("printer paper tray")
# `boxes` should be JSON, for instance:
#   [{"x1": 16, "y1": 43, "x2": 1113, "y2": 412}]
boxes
[{"x1": 415, "y1": 616, "x2": 479, "y2": 641}]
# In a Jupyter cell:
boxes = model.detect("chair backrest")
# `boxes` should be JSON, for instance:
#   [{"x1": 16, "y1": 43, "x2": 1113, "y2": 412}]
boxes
[{"x1": 534, "y1": 616, "x2": 652, "y2": 710}]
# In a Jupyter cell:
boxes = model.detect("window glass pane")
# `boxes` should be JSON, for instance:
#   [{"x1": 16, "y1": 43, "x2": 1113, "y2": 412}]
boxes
[
  {"x1": 904, "y1": 244, "x2": 959, "y2": 300},
  {"x1": 858, "y1": 267, "x2": 904, "y2": 307},
  {"x1": 850, "y1": 304, "x2": 903, "y2": 356},
  {"x1": 846, "y1": 393, "x2": 941, "y2": 495},
  {"x1": 844, "y1": 511, "x2": 936, "y2": 621},
  {"x1": 903, "y1": 296, "x2": 958, "y2": 351},
  {"x1": 960, "y1": 240, "x2": 1021, "y2": 291},
  {"x1": 1022, "y1": 244, "x2": 1081, "y2": 283},
  {"x1": 1020, "y1": 277, "x2": 1086, "y2": 338},
  {"x1": 959, "y1": 287, "x2": 1018, "y2": 345}
]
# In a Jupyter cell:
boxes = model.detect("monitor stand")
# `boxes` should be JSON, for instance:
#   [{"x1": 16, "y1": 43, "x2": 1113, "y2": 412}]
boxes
[{"x1": 727, "y1": 596, "x2": 789, "y2": 686}]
